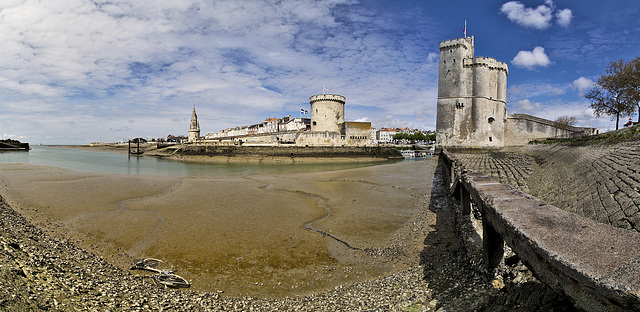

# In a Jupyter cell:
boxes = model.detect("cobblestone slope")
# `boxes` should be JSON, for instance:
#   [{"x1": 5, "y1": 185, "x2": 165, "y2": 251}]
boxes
[
  {"x1": 523, "y1": 141, "x2": 640, "y2": 232},
  {"x1": 451, "y1": 131, "x2": 640, "y2": 233},
  {"x1": 451, "y1": 151, "x2": 534, "y2": 193}
]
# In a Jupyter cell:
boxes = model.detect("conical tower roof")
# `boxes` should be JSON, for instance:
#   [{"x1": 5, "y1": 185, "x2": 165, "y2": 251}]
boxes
[{"x1": 190, "y1": 105, "x2": 200, "y2": 131}]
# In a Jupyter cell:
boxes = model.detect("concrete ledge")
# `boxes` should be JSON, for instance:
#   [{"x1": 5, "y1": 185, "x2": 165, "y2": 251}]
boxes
[
  {"x1": 442, "y1": 150, "x2": 640, "y2": 311},
  {"x1": 153, "y1": 145, "x2": 403, "y2": 159}
]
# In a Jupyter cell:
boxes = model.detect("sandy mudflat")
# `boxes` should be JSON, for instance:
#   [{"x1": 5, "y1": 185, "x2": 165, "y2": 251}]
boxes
[{"x1": 0, "y1": 158, "x2": 436, "y2": 298}]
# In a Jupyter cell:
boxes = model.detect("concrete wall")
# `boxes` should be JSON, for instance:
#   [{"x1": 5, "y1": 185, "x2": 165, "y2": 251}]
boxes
[
  {"x1": 440, "y1": 150, "x2": 640, "y2": 311},
  {"x1": 342, "y1": 121, "x2": 372, "y2": 146},
  {"x1": 295, "y1": 131, "x2": 344, "y2": 146},
  {"x1": 505, "y1": 114, "x2": 598, "y2": 146},
  {"x1": 170, "y1": 144, "x2": 401, "y2": 159},
  {"x1": 203, "y1": 129, "x2": 373, "y2": 147}
]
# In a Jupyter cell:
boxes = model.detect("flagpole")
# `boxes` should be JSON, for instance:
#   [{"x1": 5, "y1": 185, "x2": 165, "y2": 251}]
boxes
[{"x1": 464, "y1": 20, "x2": 467, "y2": 38}]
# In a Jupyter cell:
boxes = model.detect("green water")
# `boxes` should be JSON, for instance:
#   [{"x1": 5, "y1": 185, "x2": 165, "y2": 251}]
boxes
[{"x1": 0, "y1": 146, "x2": 400, "y2": 177}]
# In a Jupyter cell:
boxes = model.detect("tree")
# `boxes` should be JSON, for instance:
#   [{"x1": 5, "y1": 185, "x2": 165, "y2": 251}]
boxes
[
  {"x1": 584, "y1": 58, "x2": 636, "y2": 130},
  {"x1": 554, "y1": 116, "x2": 577, "y2": 130},
  {"x1": 628, "y1": 56, "x2": 640, "y2": 123}
]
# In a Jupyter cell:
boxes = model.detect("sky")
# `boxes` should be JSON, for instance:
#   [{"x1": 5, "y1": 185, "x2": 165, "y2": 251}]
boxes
[{"x1": 1, "y1": 0, "x2": 639, "y2": 144}]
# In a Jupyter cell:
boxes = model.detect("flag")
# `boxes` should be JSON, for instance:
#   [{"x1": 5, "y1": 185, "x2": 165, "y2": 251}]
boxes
[
  {"x1": 323, "y1": 85, "x2": 329, "y2": 93},
  {"x1": 463, "y1": 20, "x2": 467, "y2": 37},
  {"x1": 300, "y1": 108, "x2": 308, "y2": 114}
]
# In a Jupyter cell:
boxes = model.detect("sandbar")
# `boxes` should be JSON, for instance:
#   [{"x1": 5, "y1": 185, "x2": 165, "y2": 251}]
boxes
[{"x1": 0, "y1": 158, "x2": 436, "y2": 298}]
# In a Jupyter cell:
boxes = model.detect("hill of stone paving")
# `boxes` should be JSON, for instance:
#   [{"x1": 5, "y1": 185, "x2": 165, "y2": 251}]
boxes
[
  {"x1": 453, "y1": 125, "x2": 640, "y2": 233},
  {"x1": 523, "y1": 126, "x2": 640, "y2": 232}
]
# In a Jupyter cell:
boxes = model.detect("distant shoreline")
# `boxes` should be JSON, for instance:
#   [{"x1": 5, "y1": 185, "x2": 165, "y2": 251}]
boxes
[{"x1": 52, "y1": 143, "x2": 404, "y2": 163}]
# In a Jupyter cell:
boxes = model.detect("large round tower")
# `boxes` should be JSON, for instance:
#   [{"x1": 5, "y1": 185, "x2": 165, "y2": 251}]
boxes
[
  {"x1": 435, "y1": 36, "x2": 508, "y2": 149},
  {"x1": 309, "y1": 94, "x2": 345, "y2": 132}
]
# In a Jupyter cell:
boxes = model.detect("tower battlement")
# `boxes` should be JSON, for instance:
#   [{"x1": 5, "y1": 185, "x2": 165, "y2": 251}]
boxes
[
  {"x1": 310, "y1": 94, "x2": 346, "y2": 104},
  {"x1": 468, "y1": 57, "x2": 509, "y2": 74},
  {"x1": 439, "y1": 36, "x2": 474, "y2": 50}
]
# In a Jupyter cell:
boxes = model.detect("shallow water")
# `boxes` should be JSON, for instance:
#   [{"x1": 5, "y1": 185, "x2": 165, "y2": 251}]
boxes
[
  {"x1": 0, "y1": 146, "x2": 402, "y2": 176},
  {"x1": 0, "y1": 146, "x2": 435, "y2": 298}
]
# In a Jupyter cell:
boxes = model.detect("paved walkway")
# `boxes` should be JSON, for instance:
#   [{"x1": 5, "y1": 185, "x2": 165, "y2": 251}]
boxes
[{"x1": 452, "y1": 151, "x2": 533, "y2": 193}]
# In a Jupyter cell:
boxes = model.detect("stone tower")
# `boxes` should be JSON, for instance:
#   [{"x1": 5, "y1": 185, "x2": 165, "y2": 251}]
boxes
[
  {"x1": 436, "y1": 36, "x2": 509, "y2": 148},
  {"x1": 188, "y1": 105, "x2": 200, "y2": 142},
  {"x1": 309, "y1": 94, "x2": 346, "y2": 132}
]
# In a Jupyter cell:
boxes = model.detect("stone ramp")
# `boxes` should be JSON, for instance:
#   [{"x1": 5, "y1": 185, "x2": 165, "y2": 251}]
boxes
[
  {"x1": 453, "y1": 142, "x2": 640, "y2": 234},
  {"x1": 462, "y1": 171, "x2": 640, "y2": 311},
  {"x1": 443, "y1": 150, "x2": 640, "y2": 311},
  {"x1": 524, "y1": 142, "x2": 640, "y2": 233}
]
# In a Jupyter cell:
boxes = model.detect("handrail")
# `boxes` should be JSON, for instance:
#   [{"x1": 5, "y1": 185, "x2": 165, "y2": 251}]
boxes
[{"x1": 440, "y1": 149, "x2": 640, "y2": 311}]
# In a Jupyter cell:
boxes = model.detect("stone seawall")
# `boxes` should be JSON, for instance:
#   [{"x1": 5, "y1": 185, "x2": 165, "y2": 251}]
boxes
[
  {"x1": 157, "y1": 145, "x2": 403, "y2": 159},
  {"x1": 442, "y1": 149, "x2": 640, "y2": 311},
  {"x1": 522, "y1": 141, "x2": 640, "y2": 232},
  {"x1": 449, "y1": 133, "x2": 640, "y2": 233}
]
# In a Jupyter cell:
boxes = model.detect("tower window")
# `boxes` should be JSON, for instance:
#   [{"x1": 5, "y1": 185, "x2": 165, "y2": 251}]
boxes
[
  {"x1": 488, "y1": 117, "x2": 495, "y2": 123},
  {"x1": 443, "y1": 60, "x2": 446, "y2": 64},
  {"x1": 489, "y1": 137, "x2": 493, "y2": 142},
  {"x1": 453, "y1": 59, "x2": 455, "y2": 63}
]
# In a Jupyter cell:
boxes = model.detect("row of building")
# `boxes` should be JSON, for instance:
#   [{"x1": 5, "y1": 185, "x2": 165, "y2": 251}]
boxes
[
  {"x1": 204, "y1": 116, "x2": 310, "y2": 139},
  {"x1": 202, "y1": 117, "x2": 432, "y2": 144},
  {"x1": 188, "y1": 93, "x2": 433, "y2": 146}
]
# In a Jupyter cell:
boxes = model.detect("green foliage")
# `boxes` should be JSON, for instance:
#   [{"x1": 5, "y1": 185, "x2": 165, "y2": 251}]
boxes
[
  {"x1": 0, "y1": 138, "x2": 23, "y2": 145},
  {"x1": 392, "y1": 132, "x2": 435, "y2": 142},
  {"x1": 584, "y1": 57, "x2": 640, "y2": 129}
]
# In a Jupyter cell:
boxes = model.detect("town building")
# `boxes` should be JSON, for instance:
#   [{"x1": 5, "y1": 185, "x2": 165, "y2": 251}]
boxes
[
  {"x1": 196, "y1": 94, "x2": 372, "y2": 146},
  {"x1": 376, "y1": 128, "x2": 398, "y2": 143}
]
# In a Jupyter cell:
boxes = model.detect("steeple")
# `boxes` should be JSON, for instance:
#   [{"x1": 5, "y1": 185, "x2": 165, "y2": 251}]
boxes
[{"x1": 188, "y1": 105, "x2": 200, "y2": 142}]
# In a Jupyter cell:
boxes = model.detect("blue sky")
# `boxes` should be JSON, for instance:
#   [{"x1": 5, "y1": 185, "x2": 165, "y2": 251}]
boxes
[{"x1": 1, "y1": 0, "x2": 639, "y2": 144}]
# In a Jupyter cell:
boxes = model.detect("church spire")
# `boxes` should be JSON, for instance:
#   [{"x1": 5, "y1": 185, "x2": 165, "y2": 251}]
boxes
[
  {"x1": 190, "y1": 105, "x2": 200, "y2": 131},
  {"x1": 188, "y1": 105, "x2": 200, "y2": 142}
]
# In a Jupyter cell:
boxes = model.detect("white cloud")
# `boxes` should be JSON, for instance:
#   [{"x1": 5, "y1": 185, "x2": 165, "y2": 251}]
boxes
[
  {"x1": 511, "y1": 47, "x2": 551, "y2": 69},
  {"x1": 0, "y1": 0, "x2": 441, "y2": 143},
  {"x1": 512, "y1": 99, "x2": 542, "y2": 113},
  {"x1": 571, "y1": 77, "x2": 594, "y2": 94},
  {"x1": 500, "y1": 1, "x2": 553, "y2": 29},
  {"x1": 583, "y1": 108, "x2": 596, "y2": 119},
  {"x1": 556, "y1": 8, "x2": 573, "y2": 27},
  {"x1": 499, "y1": 1, "x2": 572, "y2": 29}
]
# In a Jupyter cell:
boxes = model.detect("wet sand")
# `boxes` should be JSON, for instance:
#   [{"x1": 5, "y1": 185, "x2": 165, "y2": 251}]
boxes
[{"x1": 0, "y1": 158, "x2": 436, "y2": 298}]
